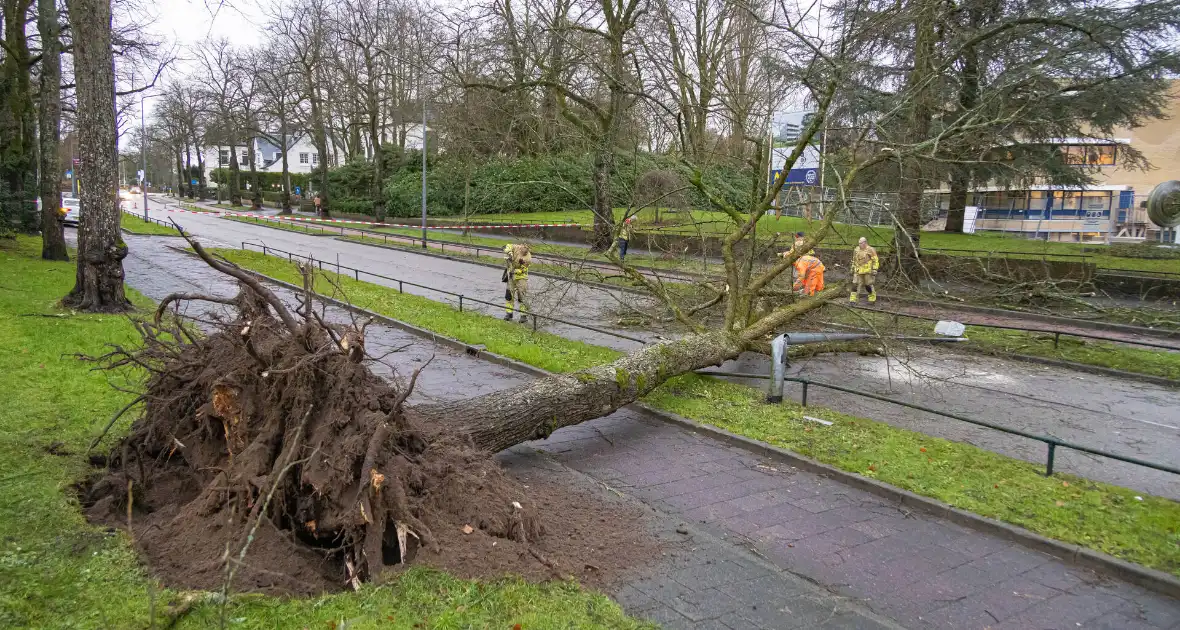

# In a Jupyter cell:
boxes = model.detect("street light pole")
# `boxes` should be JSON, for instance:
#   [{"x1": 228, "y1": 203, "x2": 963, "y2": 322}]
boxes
[
  {"x1": 141, "y1": 87, "x2": 149, "y2": 221},
  {"x1": 420, "y1": 75, "x2": 427, "y2": 249}
]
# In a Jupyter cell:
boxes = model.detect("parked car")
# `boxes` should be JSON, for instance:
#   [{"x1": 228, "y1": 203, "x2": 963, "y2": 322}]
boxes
[{"x1": 62, "y1": 198, "x2": 80, "y2": 225}]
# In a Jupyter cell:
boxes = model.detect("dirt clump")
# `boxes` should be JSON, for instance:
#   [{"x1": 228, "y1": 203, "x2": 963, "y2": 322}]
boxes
[{"x1": 81, "y1": 245, "x2": 657, "y2": 596}]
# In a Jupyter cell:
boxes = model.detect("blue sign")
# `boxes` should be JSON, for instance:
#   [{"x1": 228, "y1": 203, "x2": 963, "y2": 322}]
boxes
[
  {"x1": 770, "y1": 168, "x2": 819, "y2": 187},
  {"x1": 191, "y1": 179, "x2": 198, "y2": 185},
  {"x1": 294, "y1": 186, "x2": 302, "y2": 195}
]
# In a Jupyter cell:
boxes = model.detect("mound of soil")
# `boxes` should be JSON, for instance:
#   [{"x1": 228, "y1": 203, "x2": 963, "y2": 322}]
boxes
[{"x1": 80, "y1": 269, "x2": 658, "y2": 596}]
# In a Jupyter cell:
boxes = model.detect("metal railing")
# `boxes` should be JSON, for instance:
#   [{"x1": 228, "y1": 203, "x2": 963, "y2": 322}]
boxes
[
  {"x1": 120, "y1": 208, "x2": 174, "y2": 230},
  {"x1": 694, "y1": 370, "x2": 1180, "y2": 479},
  {"x1": 240, "y1": 242, "x2": 649, "y2": 346},
  {"x1": 854, "y1": 306, "x2": 1180, "y2": 352}
]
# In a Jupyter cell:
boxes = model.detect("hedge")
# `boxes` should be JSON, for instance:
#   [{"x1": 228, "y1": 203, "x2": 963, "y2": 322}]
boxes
[{"x1": 374, "y1": 152, "x2": 752, "y2": 218}]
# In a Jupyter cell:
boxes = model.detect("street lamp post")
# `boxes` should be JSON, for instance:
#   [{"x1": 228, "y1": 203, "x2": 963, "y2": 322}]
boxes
[
  {"x1": 420, "y1": 76, "x2": 427, "y2": 248},
  {"x1": 141, "y1": 89, "x2": 149, "y2": 221}
]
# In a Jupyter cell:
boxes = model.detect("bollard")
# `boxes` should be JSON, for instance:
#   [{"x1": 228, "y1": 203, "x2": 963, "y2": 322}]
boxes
[
  {"x1": 801, "y1": 381, "x2": 809, "y2": 407},
  {"x1": 459, "y1": 295, "x2": 464, "y2": 312},
  {"x1": 354, "y1": 269, "x2": 359, "y2": 281},
  {"x1": 766, "y1": 334, "x2": 789, "y2": 403},
  {"x1": 1053, "y1": 332, "x2": 1060, "y2": 348},
  {"x1": 1045, "y1": 442, "x2": 1057, "y2": 476},
  {"x1": 398, "y1": 281, "x2": 403, "y2": 293}
]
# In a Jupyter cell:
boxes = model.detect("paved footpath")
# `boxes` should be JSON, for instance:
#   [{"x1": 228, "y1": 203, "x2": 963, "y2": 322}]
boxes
[{"x1": 116, "y1": 232, "x2": 1180, "y2": 629}]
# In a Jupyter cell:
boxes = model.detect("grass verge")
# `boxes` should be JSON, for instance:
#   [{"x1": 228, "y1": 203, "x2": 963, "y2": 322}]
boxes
[
  {"x1": 836, "y1": 308, "x2": 1180, "y2": 381},
  {"x1": 0, "y1": 236, "x2": 648, "y2": 630},
  {"x1": 216, "y1": 246, "x2": 1180, "y2": 578},
  {"x1": 120, "y1": 212, "x2": 178, "y2": 236},
  {"x1": 177, "y1": 202, "x2": 222, "y2": 213}
]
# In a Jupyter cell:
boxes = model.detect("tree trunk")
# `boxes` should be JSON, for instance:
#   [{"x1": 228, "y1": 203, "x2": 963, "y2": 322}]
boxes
[
  {"x1": 279, "y1": 120, "x2": 291, "y2": 214},
  {"x1": 184, "y1": 143, "x2": 193, "y2": 198},
  {"x1": 1, "y1": 0, "x2": 37, "y2": 234},
  {"x1": 37, "y1": 0, "x2": 67, "y2": 261},
  {"x1": 369, "y1": 86, "x2": 384, "y2": 222},
  {"x1": 413, "y1": 331, "x2": 746, "y2": 453},
  {"x1": 247, "y1": 138, "x2": 259, "y2": 207},
  {"x1": 228, "y1": 143, "x2": 241, "y2": 206},
  {"x1": 591, "y1": 146, "x2": 615, "y2": 251},
  {"x1": 943, "y1": 10, "x2": 981, "y2": 235},
  {"x1": 196, "y1": 144, "x2": 207, "y2": 200},
  {"x1": 945, "y1": 172, "x2": 968, "y2": 233},
  {"x1": 174, "y1": 150, "x2": 183, "y2": 198},
  {"x1": 894, "y1": 0, "x2": 939, "y2": 273},
  {"x1": 63, "y1": 0, "x2": 130, "y2": 312}
]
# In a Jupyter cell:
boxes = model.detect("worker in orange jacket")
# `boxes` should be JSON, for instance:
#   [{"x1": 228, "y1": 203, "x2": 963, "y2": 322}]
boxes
[{"x1": 793, "y1": 250, "x2": 825, "y2": 296}]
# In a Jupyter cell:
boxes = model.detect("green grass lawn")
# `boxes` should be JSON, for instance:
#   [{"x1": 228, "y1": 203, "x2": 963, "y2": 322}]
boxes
[
  {"x1": 217, "y1": 247, "x2": 1180, "y2": 578},
  {"x1": 177, "y1": 202, "x2": 222, "y2": 213},
  {"x1": 0, "y1": 236, "x2": 648, "y2": 630},
  {"x1": 120, "y1": 212, "x2": 178, "y2": 236},
  {"x1": 835, "y1": 309, "x2": 1180, "y2": 381}
]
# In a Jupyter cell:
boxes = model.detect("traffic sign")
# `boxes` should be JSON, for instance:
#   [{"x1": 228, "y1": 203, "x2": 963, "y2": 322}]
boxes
[{"x1": 294, "y1": 186, "x2": 301, "y2": 195}]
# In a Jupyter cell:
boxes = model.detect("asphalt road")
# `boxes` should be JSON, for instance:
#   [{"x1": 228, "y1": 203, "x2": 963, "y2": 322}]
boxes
[{"x1": 129, "y1": 198, "x2": 1180, "y2": 499}]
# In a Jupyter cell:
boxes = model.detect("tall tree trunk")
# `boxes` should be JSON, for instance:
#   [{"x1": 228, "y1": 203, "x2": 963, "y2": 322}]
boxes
[
  {"x1": 184, "y1": 143, "x2": 193, "y2": 198},
  {"x1": 247, "y1": 138, "x2": 259, "y2": 207},
  {"x1": 174, "y1": 150, "x2": 184, "y2": 199},
  {"x1": 196, "y1": 146, "x2": 207, "y2": 200},
  {"x1": 1, "y1": 0, "x2": 37, "y2": 234},
  {"x1": 37, "y1": 0, "x2": 67, "y2": 260},
  {"x1": 413, "y1": 331, "x2": 746, "y2": 453},
  {"x1": 279, "y1": 118, "x2": 291, "y2": 214},
  {"x1": 369, "y1": 81, "x2": 384, "y2": 222},
  {"x1": 943, "y1": 9, "x2": 981, "y2": 234},
  {"x1": 894, "y1": 0, "x2": 939, "y2": 273},
  {"x1": 228, "y1": 143, "x2": 241, "y2": 205},
  {"x1": 63, "y1": 0, "x2": 129, "y2": 312},
  {"x1": 591, "y1": 146, "x2": 615, "y2": 251}
]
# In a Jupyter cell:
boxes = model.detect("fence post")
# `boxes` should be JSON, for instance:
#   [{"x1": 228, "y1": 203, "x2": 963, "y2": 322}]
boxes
[
  {"x1": 1045, "y1": 442, "x2": 1057, "y2": 476},
  {"x1": 533, "y1": 313, "x2": 538, "y2": 333},
  {"x1": 1053, "y1": 332, "x2": 1060, "y2": 348},
  {"x1": 459, "y1": 295, "x2": 464, "y2": 312},
  {"x1": 398, "y1": 281, "x2": 403, "y2": 293},
  {"x1": 801, "y1": 381, "x2": 809, "y2": 407},
  {"x1": 354, "y1": 269, "x2": 359, "y2": 281},
  {"x1": 288, "y1": 252, "x2": 292, "y2": 261}
]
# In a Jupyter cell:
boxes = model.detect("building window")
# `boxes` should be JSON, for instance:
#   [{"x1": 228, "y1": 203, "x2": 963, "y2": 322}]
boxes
[
  {"x1": 299, "y1": 152, "x2": 309, "y2": 164},
  {"x1": 219, "y1": 150, "x2": 228, "y2": 166},
  {"x1": 273, "y1": 152, "x2": 281, "y2": 161},
  {"x1": 1060, "y1": 144, "x2": 1117, "y2": 166},
  {"x1": 312, "y1": 153, "x2": 319, "y2": 165}
]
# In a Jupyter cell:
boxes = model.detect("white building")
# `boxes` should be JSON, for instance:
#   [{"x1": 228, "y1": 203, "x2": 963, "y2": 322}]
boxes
[{"x1": 202, "y1": 124, "x2": 429, "y2": 183}]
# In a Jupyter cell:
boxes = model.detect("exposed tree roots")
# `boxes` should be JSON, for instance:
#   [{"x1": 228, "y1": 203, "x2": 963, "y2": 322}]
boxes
[{"x1": 81, "y1": 260, "x2": 546, "y2": 592}]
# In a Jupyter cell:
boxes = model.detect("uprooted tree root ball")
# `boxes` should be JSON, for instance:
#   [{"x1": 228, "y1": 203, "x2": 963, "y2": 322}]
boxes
[{"x1": 81, "y1": 240, "x2": 653, "y2": 595}]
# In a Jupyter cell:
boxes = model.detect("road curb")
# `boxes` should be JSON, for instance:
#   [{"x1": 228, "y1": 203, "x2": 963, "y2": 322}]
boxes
[{"x1": 196, "y1": 253, "x2": 1180, "y2": 601}]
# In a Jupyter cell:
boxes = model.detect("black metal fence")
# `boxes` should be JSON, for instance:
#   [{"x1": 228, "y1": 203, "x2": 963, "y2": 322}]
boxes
[
  {"x1": 240, "y1": 242, "x2": 649, "y2": 345},
  {"x1": 696, "y1": 370, "x2": 1180, "y2": 480}
]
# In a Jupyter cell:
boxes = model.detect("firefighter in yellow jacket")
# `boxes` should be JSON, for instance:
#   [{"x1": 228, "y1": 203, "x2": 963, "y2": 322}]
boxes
[
  {"x1": 503, "y1": 243, "x2": 532, "y2": 322},
  {"x1": 850, "y1": 237, "x2": 879, "y2": 302}
]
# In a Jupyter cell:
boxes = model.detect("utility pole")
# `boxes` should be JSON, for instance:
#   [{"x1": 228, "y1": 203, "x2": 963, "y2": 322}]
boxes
[
  {"x1": 420, "y1": 74, "x2": 427, "y2": 249},
  {"x1": 141, "y1": 86, "x2": 149, "y2": 221}
]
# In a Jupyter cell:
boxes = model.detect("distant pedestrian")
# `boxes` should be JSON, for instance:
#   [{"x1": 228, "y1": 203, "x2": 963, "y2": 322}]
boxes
[
  {"x1": 503, "y1": 243, "x2": 532, "y2": 323},
  {"x1": 850, "y1": 237, "x2": 879, "y2": 302},
  {"x1": 793, "y1": 250, "x2": 826, "y2": 296},
  {"x1": 617, "y1": 216, "x2": 634, "y2": 261}
]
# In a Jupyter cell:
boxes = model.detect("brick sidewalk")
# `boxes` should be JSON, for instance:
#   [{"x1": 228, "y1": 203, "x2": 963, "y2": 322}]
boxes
[{"x1": 527, "y1": 410, "x2": 1180, "y2": 629}]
